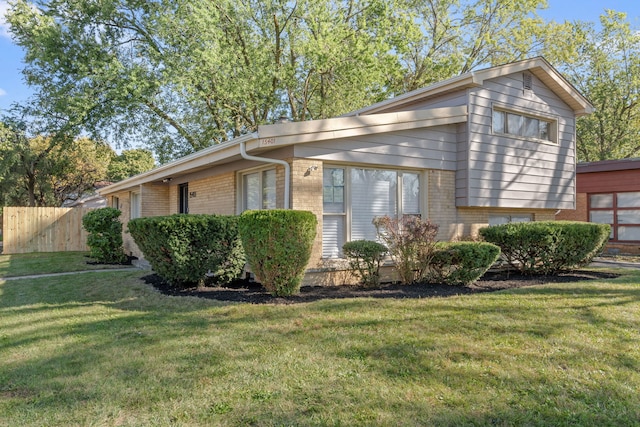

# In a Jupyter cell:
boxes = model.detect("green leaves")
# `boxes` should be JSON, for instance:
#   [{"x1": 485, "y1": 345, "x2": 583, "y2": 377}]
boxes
[
  {"x1": 128, "y1": 214, "x2": 246, "y2": 287},
  {"x1": 107, "y1": 149, "x2": 155, "y2": 182},
  {"x1": 561, "y1": 11, "x2": 640, "y2": 161},
  {"x1": 8, "y1": 0, "x2": 581, "y2": 162},
  {"x1": 238, "y1": 210, "x2": 317, "y2": 296}
]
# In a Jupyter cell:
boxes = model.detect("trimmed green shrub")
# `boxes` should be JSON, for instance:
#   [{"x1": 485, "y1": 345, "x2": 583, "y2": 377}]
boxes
[
  {"x1": 479, "y1": 221, "x2": 610, "y2": 275},
  {"x1": 373, "y1": 215, "x2": 439, "y2": 284},
  {"x1": 82, "y1": 207, "x2": 127, "y2": 264},
  {"x1": 428, "y1": 242, "x2": 501, "y2": 285},
  {"x1": 238, "y1": 210, "x2": 317, "y2": 296},
  {"x1": 128, "y1": 214, "x2": 245, "y2": 287},
  {"x1": 342, "y1": 240, "x2": 388, "y2": 287}
]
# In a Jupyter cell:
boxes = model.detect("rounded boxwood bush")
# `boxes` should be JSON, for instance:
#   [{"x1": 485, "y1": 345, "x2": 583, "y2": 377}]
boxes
[
  {"x1": 128, "y1": 214, "x2": 245, "y2": 287},
  {"x1": 479, "y1": 221, "x2": 610, "y2": 275},
  {"x1": 342, "y1": 240, "x2": 388, "y2": 287},
  {"x1": 238, "y1": 210, "x2": 317, "y2": 296},
  {"x1": 82, "y1": 207, "x2": 127, "y2": 264},
  {"x1": 428, "y1": 241, "x2": 501, "y2": 285}
]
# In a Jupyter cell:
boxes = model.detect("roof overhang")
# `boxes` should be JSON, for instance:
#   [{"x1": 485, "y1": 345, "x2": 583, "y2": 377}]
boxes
[
  {"x1": 98, "y1": 105, "x2": 468, "y2": 195},
  {"x1": 578, "y1": 158, "x2": 640, "y2": 173},
  {"x1": 347, "y1": 57, "x2": 594, "y2": 117}
]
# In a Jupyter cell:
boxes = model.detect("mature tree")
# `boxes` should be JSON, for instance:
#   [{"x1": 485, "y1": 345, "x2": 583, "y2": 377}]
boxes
[
  {"x1": 389, "y1": 0, "x2": 580, "y2": 92},
  {"x1": 7, "y1": 0, "x2": 577, "y2": 162},
  {"x1": 0, "y1": 123, "x2": 113, "y2": 206},
  {"x1": 560, "y1": 11, "x2": 640, "y2": 162},
  {"x1": 107, "y1": 148, "x2": 156, "y2": 182}
]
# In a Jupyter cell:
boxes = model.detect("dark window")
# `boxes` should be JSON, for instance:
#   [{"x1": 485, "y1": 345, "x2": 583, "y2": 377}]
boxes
[{"x1": 179, "y1": 183, "x2": 189, "y2": 214}]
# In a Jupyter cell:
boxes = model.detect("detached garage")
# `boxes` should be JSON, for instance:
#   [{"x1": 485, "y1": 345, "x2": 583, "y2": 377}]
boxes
[{"x1": 556, "y1": 158, "x2": 640, "y2": 254}]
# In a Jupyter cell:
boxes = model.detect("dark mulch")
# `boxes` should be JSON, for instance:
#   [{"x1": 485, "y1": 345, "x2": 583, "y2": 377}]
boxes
[
  {"x1": 142, "y1": 270, "x2": 619, "y2": 305},
  {"x1": 86, "y1": 255, "x2": 138, "y2": 266}
]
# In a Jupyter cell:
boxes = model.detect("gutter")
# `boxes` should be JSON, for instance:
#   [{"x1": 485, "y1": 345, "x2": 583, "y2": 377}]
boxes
[{"x1": 240, "y1": 140, "x2": 291, "y2": 209}]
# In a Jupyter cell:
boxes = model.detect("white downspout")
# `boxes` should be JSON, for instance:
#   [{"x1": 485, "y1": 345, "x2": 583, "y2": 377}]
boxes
[{"x1": 240, "y1": 140, "x2": 291, "y2": 209}]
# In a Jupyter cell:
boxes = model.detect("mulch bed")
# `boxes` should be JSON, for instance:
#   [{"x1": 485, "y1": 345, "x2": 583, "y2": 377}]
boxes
[{"x1": 141, "y1": 270, "x2": 619, "y2": 305}]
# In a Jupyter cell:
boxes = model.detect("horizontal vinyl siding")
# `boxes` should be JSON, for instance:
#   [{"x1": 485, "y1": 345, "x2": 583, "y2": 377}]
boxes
[
  {"x1": 379, "y1": 91, "x2": 468, "y2": 113},
  {"x1": 461, "y1": 73, "x2": 576, "y2": 209},
  {"x1": 294, "y1": 125, "x2": 459, "y2": 171},
  {"x1": 455, "y1": 120, "x2": 470, "y2": 205}
]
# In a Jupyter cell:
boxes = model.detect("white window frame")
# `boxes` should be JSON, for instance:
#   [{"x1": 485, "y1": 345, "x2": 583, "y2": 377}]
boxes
[
  {"x1": 488, "y1": 213, "x2": 532, "y2": 226},
  {"x1": 130, "y1": 191, "x2": 141, "y2": 219},
  {"x1": 322, "y1": 165, "x2": 425, "y2": 259},
  {"x1": 238, "y1": 166, "x2": 277, "y2": 212},
  {"x1": 492, "y1": 104, "x2": 558, "y2": 144}
]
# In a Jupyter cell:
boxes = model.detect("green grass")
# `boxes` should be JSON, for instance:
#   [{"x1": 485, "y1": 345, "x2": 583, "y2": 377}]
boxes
[
  {"x1": 1, "y1": 253, "x2": 640, "y2": 426},
  {"x1": 0, "y1": 251, "x2": 134, "y2": 277}
]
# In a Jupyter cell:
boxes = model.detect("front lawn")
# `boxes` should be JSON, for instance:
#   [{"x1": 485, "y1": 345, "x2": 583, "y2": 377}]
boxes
[
  {"x1": 1, "y1": 253, "x2": 639, "y2": 425},
  {"x1": 0, "y1": 251, "x2": 133, "y2": 277}
]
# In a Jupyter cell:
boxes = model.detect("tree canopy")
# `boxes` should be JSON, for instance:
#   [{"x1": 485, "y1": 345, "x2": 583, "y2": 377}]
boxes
[
  {"x1": 107, "y1": 148, "x2": 156, "y2": 182},
  {"x1": 560, "y1": 11, "x2": 640, "y2": 161},
  {"x1": 7, "y1": 0, "x2": 578, "y2": 162},
  {"x1": 0, "y1": 120, "x2": 155, "y2": 206}
]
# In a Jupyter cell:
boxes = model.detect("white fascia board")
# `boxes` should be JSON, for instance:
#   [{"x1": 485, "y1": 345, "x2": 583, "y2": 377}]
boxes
[
  {"x1": 345, "y1": 57, "x2": 593, "y2": 117},
  {"x1": 98, "y1": 133, "x2": 258, "y2": 195},
  {"x1": 473, "y1": 57, "x2": 594, "y2": 114}
]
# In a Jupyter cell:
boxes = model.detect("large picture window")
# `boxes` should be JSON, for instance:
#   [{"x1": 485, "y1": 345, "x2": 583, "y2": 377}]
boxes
[
  {"x1": 492, "y1": 108, "x2": 554, "y2": 142},
  {"x1": 322, "y1": 166, "x2": 421, "y2": 258},
  {"x1": 589, "y1": 192, "x2": 640, "y2": 241},
  {"x1": 242, "y1": 168, "x2": 276, "y2": 211}
]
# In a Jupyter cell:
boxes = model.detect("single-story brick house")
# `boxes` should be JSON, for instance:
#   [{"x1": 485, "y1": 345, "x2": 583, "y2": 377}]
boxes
[
  {"x1": 556, "y1": 158, "x2": 640, "y2": 255},
  {"x1": 99, "y1": 57, "x2": 593, "y2": 284}
]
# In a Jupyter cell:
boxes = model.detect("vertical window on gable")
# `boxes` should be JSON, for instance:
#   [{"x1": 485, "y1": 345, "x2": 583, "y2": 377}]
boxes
[
  {"x1": 242, "y1": 169, "x2": 276, "y2": 211},
  {"x1": 507, "y1": 113, "x2": 523, "y2": 135},
  {"x1": 492, "y1": 110, "x2": 505, "y2": 134}
]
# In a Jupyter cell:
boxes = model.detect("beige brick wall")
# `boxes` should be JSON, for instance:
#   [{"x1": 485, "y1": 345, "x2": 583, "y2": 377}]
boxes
[
  {"x1": 427, "y1": 170, "x2": 459, "y2": 240},
  {"x1": 141, "y1": 184, "x2": 170, "y2": 217},
  {"x1": 290, "y1": 159, "x2": 324, "y2": 269},
  {"x1": 169, "y1": 185, "x2": 178, "y2": 215},
  {"x1": 556, "y1": 193, "x2": 587, "y2": 222},
  {"x1": 187, "y1": 173, "x2": 236, "y2": 215}
]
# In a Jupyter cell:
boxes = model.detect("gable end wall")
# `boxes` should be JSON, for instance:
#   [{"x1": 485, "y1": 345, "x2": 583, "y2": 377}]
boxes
[{"x1": 462, "y1": 72, "x2": 576, "y2": 210}]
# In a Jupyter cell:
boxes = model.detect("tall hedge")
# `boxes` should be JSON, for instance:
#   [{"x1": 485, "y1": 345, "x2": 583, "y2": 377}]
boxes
[
  {"x1": 128, "y1": 214, "x2": 245, "y2": 287},
  {"x1": 238, "y1": 210, "x2": 317, "y2": 296},
  {"x1": 479, "y1": 221, "x2": 610, "y2": 275},
  {"x1": 82, "y1": 207, "x2": 127, "y2": 264}
]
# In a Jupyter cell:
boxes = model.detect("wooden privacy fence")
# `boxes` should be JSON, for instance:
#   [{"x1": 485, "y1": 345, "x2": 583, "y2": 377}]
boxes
[{"x1": 2, "y1": 207, "x2": 95, "y2": 254}]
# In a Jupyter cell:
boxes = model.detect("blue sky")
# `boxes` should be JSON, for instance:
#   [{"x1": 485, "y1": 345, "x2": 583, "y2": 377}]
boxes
[{"x1": 0, "y1": 0, "x2": 639, "y2": 114}]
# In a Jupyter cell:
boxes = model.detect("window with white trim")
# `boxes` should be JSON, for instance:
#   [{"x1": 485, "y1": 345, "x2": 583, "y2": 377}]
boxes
[
  {"x1": 322, "y1": 166, "x2": 421, "y2": 258},
  {"x1": 492, "y1": 108, "x2": 555, "y2": 142},
  {"x1": 488, "y1": 213, "x2": 532, "y2": 226},
  {"x1": 241, "y1": 168, "x2": 276, "y2": 211},
  {"x1": 589, "y1": 192, "x2": 640, "y2": 241},
  {"x1": 130, "y1": 191, "x2": 141, "y2": 219}
]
